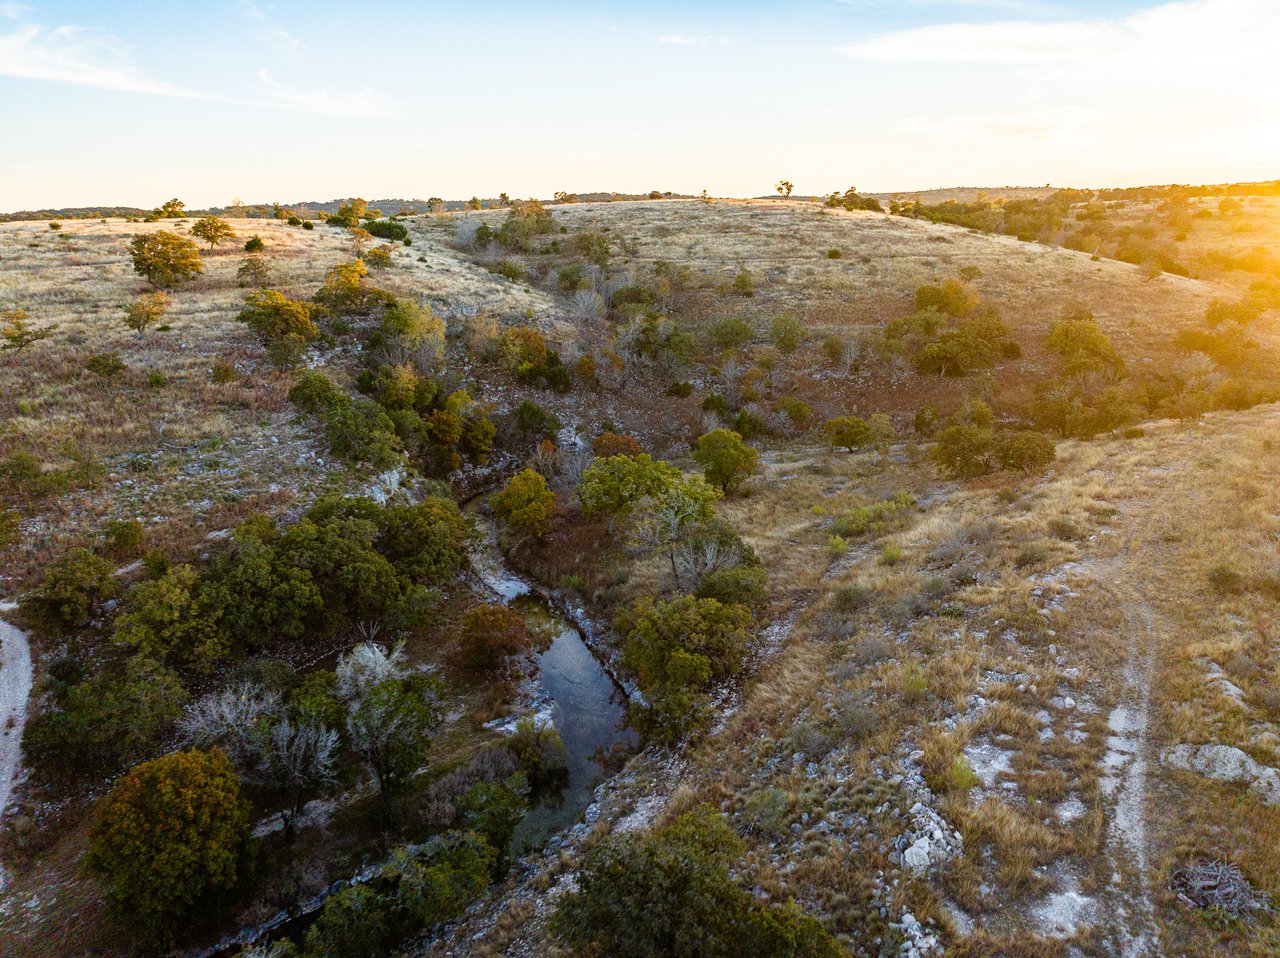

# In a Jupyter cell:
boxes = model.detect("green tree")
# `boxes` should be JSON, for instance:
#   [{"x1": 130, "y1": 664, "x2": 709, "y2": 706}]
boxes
[
  {"x1": 23, "y1": 655, "x2": 187, "y2": 780},
  {"x1": 191, "y1": 215, "x2": 235, "y2": 250},
  {"x1": 931, "y1": 422, "x2": 995, "y2": 478},
  {"x1": 123, "y1": 290, "x2": 169, "y2": 337},
  {"x1": 693, "y1": 429, "x2": 758, "y2": 494},
  {"x1": 552, "y1": 805, "x2": 843, "y2": 957},
  {"x1": 770, "y1": 313, "x2": 805, "y2": 354},
  {"x1": 114, "y1": 564, "x2": 227, "y2": 666},
  {"x1": 85, "y1": 749, "x2": 252, "y2": 945},
  {"x1": 23, "y1": 547, "x2": 115, "y2": 630},
  {"x1": 995, "y1": 430, "x2": 1056, "y2": 474},
  {"x1": 237, "y1": 289, "x2": 319, "y2": 343},
  {"x1": 867, "y1": 413, "x2": 895, "y2": 462},
  {"x1": 129, "y1": 231, "x2": 203, "y2": 287},
  {"x1": 578, "y1": 453, "x2": 680, "y2": 526},
  {"x1": 618, "y1": 594, "x2": 751, "y2": 742},
  {"x1": 490, "y1": 467, "x2": 556, "y2": 536},
  {"x1": 825, "y1": 415, "x2": 871, "y2": 453},
  {"x1": 244, "y1": 234, "x2": 265, "y2": 253},
  {"x1": 236, "y1": 256, "x2": 270, "y2": 288},
  {"x1": 1, "y1": 308, "x2": 55, "y2": 352},
  {"x1": 382, "y1": 831, "x2": 496, "y2": 926},
  {"x1": 303, "y1": 884, "x2": 392, "y2": 958}
]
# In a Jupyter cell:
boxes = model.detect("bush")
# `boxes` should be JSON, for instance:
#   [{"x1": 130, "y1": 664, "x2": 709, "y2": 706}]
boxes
[
  {"x1": 238, "y1": 290, "x2": 318, "y2": 343},
  {"x1": 695, "y1": 565, "x2": 767, "y2": 610},
  {"x1": 693, "y1": 429, "x2": 758, "y2": 494},
  {"x1": 915, "y1": 278, "x2": 979, "y2": 316},
  {"x1": 364, "y1": 219, "x2": 409, "y2": 242},
  {"x1": 86, "y1": 351, "x2": 128, "y2": 378},
  {"x1": 618, "y1": 595, "x2": 752, "y2": 742},
  {"x1": 825, "y1": 415, "x2": 870, "y2": 452},
  {"x1": 103, "y1": 518, "x2": 144, "y2": 558},
  {"x1": 243, "y1": 234, "x2": 265, "y2": 252},
  {"x1": 931, "y1": 422, "x2": 995, "y2": 478},
  {"x1": 365, "y1": 244, "x2": 393, "y2": 269},
  {"x1": 490, "y1": 468, "x2": 556, "y2": 537},
  {"x1": 303, "y1": 884, "x2": 393, "y2": 958},
  {"x1": 23, "y1": 547, "x2": 115, "y2": 630},
  {"x1": 129, "y1": 230, "x2": 203, "y2": 287},
  {"x1": 211, "y1": 361, "x2": 237, "y2": 383},
  {"x1": 995, "y1": 431, "x2": 1056, "y2": 474},
  {"x1": 510, "y1": 400, "x2": 562, "y2": 444},
  {"x1": 507, "y1": 719, "x2": 569, "y2": 789},
  {"x1": 831, "y1": 493, "x2": 915, "y2": 538},
  {"x1": 731, "y1": 268, "x2": 755, "y2": 297},
  {"x1": 23, "y1": 655, "x2": 187, "y2": 779},
  {"x1": 459, "y1": 602, "x2": 530, "y2": 672},
  {"x1": 708, "y1": 316, "x2": 754, "y2": 350},
  {"x1": 552, "y1": 805, "x2": 843, "y2": 958},
  {"x1": 85, "y1": 749, "x2": 252, "y2": 944},
  {"x1": 288, "y1": 370, "x2": 348, "y2": 414},
  {"x1": 593, "y1": 431, "x2": 644, "y2": 458},
  {"x1": 323, "y1": 398, "x2": 403, "y2": 470}
]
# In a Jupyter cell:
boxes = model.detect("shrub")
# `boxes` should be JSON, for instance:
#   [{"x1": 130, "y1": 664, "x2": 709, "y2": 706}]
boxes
[
  {"x1": 123, "y1": 290, "x2": 169, "y2": 336},
  {"x1": 593, "y1": 431, "x2": 644, "y2": 458},
  {"x1": 23, "y1": 655, "x2": 187, "y2": 779},
  {"x1": 995, "y1": 431, "x2": 1056, "y2": 473},
  {"x1": 85, "y1": 749, "x2": 252, "y2": 944},
  {"x1": 490, "y1": 468, "x2": 556, "y2": 537},
  {"x1": 826, "y1": 247, "x2": 842, "y2": 259},
  {"x1": 731, "y1": 267, "x2": 755, "y2": 297},
  {"x1": 238, "y1": 290, "x2": 318, "y2": 343},
  {"x1": 365, "y1": 244, "x2": 393, "y2": 270},
  {"x1": 708, "y1": 316, "x2": 754, "y2": 350},
  {"x1": 323, "y1": 399, "x2": 402, "y2": 470},
  {"x1": 211, "y1": 361, "x2": 238, "y2": 383},
  {"x1": 825, "y1": 415, "x2": 870, "y2": 452},
  {"x1": 364, "y1": 219, "x2": 409, "y2": 242},
  {"x1": 552, "y1": 805, "x2": 842, "y2": 957},
  {"x1": 831, "y1": 492, "x2": 915, "y2": 538},
  {"x1": 510, "y1": 400, "x2": 562, "y2": 444},
  {"x1": 103, "y1": 518, "x2": 144, "y2": 558},
  {"x1": 1207, "y1": 563, "x2": 1245, "y2": 595},
  {"x1": 302, "y1": 219, "x2": 314, "y2": 230},
  {"x1": 931, "y1": 422, "x2": 995, "y2": 478},
  {"x1": 618, "y1": 594, "x2": 752, "y2": 742},
  {"x1": 693, "y1": 429, "x2": 758, "y2": 494},
  {"x1": 915, "y1": 278, "x2": 979, "y2": 315},
  {"x1": 23, "y1": 547, "x2": 115, "y2": 630},
  {"x1": 243, "y1": 234, "x2": 265, "y2": 252},
  {"x1": 459, "y1": 603, "x2": 530, "y2": 672},
  {"x1": 769, "y1": 313, "x2": 805, "y2": 354},
  {"x1": 289, "y1": 370, "x2": 348, "y2": 414},
  {"x1": 695, "y1": 565, "x2": 767, "y2": 610},
  {"x1": 129, "y1": 230, "x2": 203, "y2": 287},
  {"x1": 507, "y1": 719, "x2": 569, "y2": 789},
  {"x1": 303, "y1": 884, "x2": 394, "y2": 958},
  {"x1": 86, "y1": 351, "x2": 128, "y2": 378}
]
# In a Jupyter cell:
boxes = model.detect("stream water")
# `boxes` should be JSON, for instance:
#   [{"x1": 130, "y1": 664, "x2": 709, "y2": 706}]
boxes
[
  {"x1": 468, "y1": 512, "x2": 636, "y2": 851},
  {"x1": 200, "y1": 511, "x2": 634, "y2": 957}
]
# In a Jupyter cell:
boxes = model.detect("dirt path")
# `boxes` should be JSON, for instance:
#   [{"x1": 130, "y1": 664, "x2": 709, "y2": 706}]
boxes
[
  {"x1": 0, "y1": 603, "x2": 32, "y2": 823},
  {"x1": 1097, "y1": 590, "x2": 1160, "y2": 956}
]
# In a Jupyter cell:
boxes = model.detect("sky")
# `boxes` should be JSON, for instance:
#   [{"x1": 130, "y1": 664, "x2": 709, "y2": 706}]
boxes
[{"x1": 1, "y1": 0, "x2": 1277, "y2": 210}]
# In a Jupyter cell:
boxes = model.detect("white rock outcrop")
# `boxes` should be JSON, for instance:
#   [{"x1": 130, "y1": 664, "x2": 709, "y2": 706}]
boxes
[{"x1": 1162, "y1": 743, "x2": 1280, "y2": 805}]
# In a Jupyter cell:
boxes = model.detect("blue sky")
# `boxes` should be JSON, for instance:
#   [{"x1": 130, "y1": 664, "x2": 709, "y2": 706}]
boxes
[{"x1": 1, "y1": 0, "x2": 1277, "y2": 209}]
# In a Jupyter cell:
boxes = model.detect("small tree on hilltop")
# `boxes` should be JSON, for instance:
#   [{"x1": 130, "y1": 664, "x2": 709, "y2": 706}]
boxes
[
  {"x1": 85, "y1": 749, "x2": 252, "y2": 945},
  {"x1": 775, "y1": 179, "x2": 794, "y2": 198},
  {"x1": 491, "y1": 467, "x2": 556, "y2": 537},
  {"x1": 1, "y1": 308, "x2": 55, "y2": 352},
  {"x1": 693, "y1": 429, "x2": 758, "y2": 494},
  {"x1": 129, "y1": 231, "x2": 203, "y2": 288},
  {"x1": 191, "y1": 215, "x2": 235, "y2": 250},
  {"x1": 123, "y1": 291, "x2": 169, "y2": 337}
]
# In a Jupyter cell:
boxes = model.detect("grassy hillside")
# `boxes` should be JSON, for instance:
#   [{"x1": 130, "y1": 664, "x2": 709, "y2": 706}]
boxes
[{"x1": 2, "y1": 195, "x2": 1278, "y2": 957}]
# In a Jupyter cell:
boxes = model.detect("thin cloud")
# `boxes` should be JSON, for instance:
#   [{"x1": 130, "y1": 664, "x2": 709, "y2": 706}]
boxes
[
  {"x1": 0, "y1": 22, "x2": 212, "y2": 98},
  {"x1": 257, "y1": 69, "x2": 395, "y2": 119},
  {"x1": 897, "y1": 107, "x2": 1102, "y2": 143},
  {"x1": 845, "y1": 0, "x2": 1279, "y2": 66}
]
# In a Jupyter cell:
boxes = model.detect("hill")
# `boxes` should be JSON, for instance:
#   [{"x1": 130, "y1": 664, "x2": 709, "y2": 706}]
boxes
[{"x1": 1, "y1": 194, "x2": 1278, "y2": 957}]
